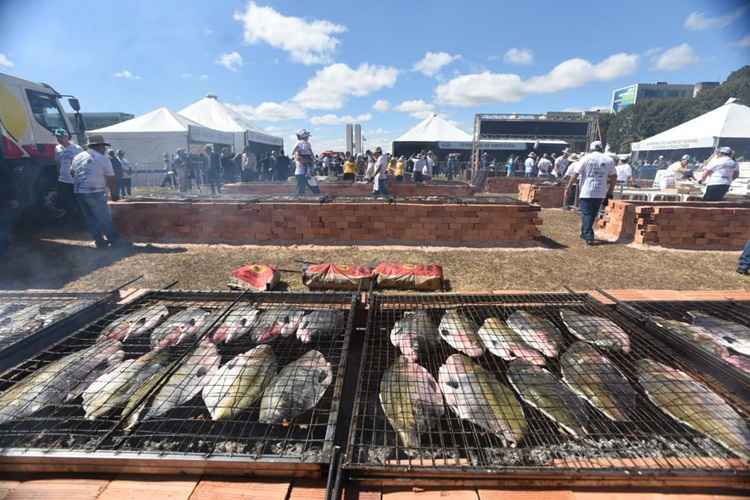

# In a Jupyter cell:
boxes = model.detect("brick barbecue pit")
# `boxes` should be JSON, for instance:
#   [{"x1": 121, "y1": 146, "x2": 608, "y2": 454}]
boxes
[
  {"x1": 110, "y1": 195, "x2": 542, "y2": 247},
  {"x1": 518, "y1": 183, "x2": 566, "y2": 208},
  {"x1": 223, "y1": 181, "x2": 475, "y2": 197}
]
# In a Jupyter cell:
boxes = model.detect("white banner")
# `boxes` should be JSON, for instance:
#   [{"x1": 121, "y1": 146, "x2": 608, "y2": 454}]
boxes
[
  {"x1": 246, "y1": 129, "x2": 283, "y2": 146},
  {"x1": 188, "y1": 125, "x2": 234, "y2": 146}
]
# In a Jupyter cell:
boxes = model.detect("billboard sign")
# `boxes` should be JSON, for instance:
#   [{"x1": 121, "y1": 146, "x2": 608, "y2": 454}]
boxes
[{"x1": 612, "y1": 85, "x2": 637, "y2": 112}]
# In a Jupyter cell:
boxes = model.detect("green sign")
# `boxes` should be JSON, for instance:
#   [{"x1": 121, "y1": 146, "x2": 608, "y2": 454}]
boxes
[{"x1": 612, "y1": 85, "x2": 637, "y2": 112}]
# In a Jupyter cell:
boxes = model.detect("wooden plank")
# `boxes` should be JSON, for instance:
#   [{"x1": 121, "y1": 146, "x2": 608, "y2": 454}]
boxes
[
  {"x1": 0, "y1": 481, "x2": 20, "y2": 500},
  {"x1": 189, "y1": 480, "x2": 290, "y2": 500},
  {"x1": 288, "y1": 480, "x2": 327, "y2": 500},
  {"x1": 96, "y1": 475, "x2": 198, "y2": 500},
  {"x1": 478, "y1": 490, "x2": 575, "y2": 500},
  {"x1": 346, "y1": 487, "x2": 382, "y2": 500},
  {"x1": 3, "y1": 478, "x2": 110, "y2": 500},
  {"x1": 383, "y1": 489, "x2": 479, "y2": 500},
  {"x1": 573, "y1": 493, "x2": 669, "y2": 500}
]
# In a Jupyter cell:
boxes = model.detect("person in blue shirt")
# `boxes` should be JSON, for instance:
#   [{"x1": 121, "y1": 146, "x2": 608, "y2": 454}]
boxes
[{"x1": 506, "y1": 156, "x2": 515, "y2": 177}]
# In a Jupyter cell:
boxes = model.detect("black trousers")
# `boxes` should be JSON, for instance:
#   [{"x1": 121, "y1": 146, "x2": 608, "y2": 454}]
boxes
[{"x1": 703, "y1": 184, "x2": 729, "y2": 201}]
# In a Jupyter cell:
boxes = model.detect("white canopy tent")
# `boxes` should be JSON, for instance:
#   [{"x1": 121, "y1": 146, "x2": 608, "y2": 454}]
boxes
[
  {"x1": 91, "y1": 107, "x2": 233, "y2": 170},
  {"x1": 179, "y1": 95, "x2": 283, "y2": 152},
  {"x1": 395, "y1": 113, "x2": 473, "y2": 143}
]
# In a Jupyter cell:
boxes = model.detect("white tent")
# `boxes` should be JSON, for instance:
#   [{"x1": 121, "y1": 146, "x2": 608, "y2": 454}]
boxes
[
  {"x1": 91, "y1": 107, "x2": 233, "y2": 171},
  {"x1": 395, "y1": 114, "x2": 473, "y2": 143},
  {"x1": 179, "y1": 95, "x2": 283, "y2": 152},
  {"x1": 631, "y1": 99, "x2": 750, "y2": 152}
]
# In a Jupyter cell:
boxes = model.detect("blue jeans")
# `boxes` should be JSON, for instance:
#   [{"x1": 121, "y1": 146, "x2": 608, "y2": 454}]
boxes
[
  {"x1": 296, "y1": 174, "x2": 309, "y2": 195},
  {"x1": 375, "y1": 176, "x2": 389, "y2": 195},
  {"x1": 76, "y1": 192, "x2": 119, "y2": 246},
  {"x1": 579, "y1": 197, "x2": 604, "y2": 242},
  {"x1": 739, "y1": 240, "x2": 750, "y2": 271}
]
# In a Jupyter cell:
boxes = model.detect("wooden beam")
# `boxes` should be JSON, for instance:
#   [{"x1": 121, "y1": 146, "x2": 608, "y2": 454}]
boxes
[{"x1": 188, "y1": 480, "x2": 291, "y2": 500}]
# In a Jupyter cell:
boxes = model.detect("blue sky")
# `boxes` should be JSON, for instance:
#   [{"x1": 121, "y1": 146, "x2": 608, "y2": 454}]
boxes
[{"x1": 1, "y1": 0, "x2": 749, "y2": 151}]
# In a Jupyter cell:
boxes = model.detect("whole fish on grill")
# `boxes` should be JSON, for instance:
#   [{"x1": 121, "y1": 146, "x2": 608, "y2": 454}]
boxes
[
  {"x1": 0, "y1": 304, "x2": 44, "y2": 340},
  {"x1": 560, "y1": 342, "x2": 636, "y2": 422},
  {"x1": 259, "y1": 350, "x2": 332, "y2": 423},
  {"x1": 438, "y1": 354, "x2": 526, "y2": 446},
  {"x1": 297, "y1": 310, "x2": 345, "y2": 344},
  {"x1": 211, "y1": 305, "x2": 260, "y2": 344},
  {"x1": 251, "y1": 308, "x2": 305, "y2": 344},
  {"x1": 379, "y1": 356, "x2": 444, "y2": 449},
  {"x1": 687, "y1": 311, "x2": 750, "y2": 356},
  {"x1": 150, "y1": 307, "x2": 212, "y2": 349},
  {"x1": 438, "y1": 309, "x2": 483, "y2": 357},
  {"x1": 203, "y1": 344, "x2": 277, "y2": 421},
  {"x1": 82, "y1": 349, "x2": 171, "y2": 420},
  {"x1": 506, "y1": 359, "x2": 589, "y2": 438},
  {"x1": 0, "y1": 302, "x2": 21, "y2": 318},
  {"x1": 125, "y1": 340, "x2": 221, "y2": 428},
  {"x1": 389, "y1": 310, "x2": 439, "y2": 362},
  {"x1": 100, "y1": 304, "x2": 170, "y2": 342},
  {"x1": 477, "y1": 317, "x2": 545, "y2": 366},
  {"x1": 559, "y1": 309, "x2": 631, "y2": 353},
  {"x1": 37, "y1": 300, "x2": 94, "y2": 325},
  {"x1": 637, "y1": 358, "x2": 750, "y2": 460},
  {"x1": 506, "y1": 310, "x2": 563, "y2": 358},
  {"x1": 652, "y1": 317, "x2": 731, "y2": 358},
  {"x1": 0, "y1": 339, "x2": 124, "y2": 425}
]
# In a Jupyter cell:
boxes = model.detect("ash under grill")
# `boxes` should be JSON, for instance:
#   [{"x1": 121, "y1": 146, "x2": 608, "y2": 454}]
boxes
[
  {"x1": 344, "y1": 292, "x2": 750, "y2": 481},
  {"x1": 0, "y1": 290, "x2": 356, "y2": 475}
]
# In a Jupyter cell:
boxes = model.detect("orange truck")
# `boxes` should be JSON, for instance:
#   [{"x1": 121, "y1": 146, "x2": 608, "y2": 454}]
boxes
[{"x1": 0, "y1": 71, "x2": 85, "y2": 218}]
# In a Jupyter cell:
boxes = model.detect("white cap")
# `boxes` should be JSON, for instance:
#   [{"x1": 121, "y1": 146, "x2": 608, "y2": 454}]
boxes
[
  {"x1": 589, "y1": 141, "x2": 603, "y2": 151},
  {"x1": 681, "y1": 154, "x2": 690, "y2": 161},
  {"x1": 718, "y1": 146, "x2": 733, "y2": 155}
]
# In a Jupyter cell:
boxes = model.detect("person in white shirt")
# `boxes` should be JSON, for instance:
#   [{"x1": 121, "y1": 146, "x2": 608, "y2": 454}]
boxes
[
  {"x1": 412, "y1": 153, "x2": 426, "y2": 183},
  {"x1": 425, "y1": 151, "x2": 435, "y2": 178},
  {"x1": 524, "y1": 153, "x2": 536, "y2": 177},
  {"x1": 700, "y1": 147, "x2": 738, "y2": 201},
  {"x1": 554, "y1": 151, "x2": 570, "y2": 179},
  {"x1": 615, "y1": 158, "x2": 633, "y2": 186},
  {"x1": 117, "y1": 150, "x2": 133, "y2": 197},
  {"x1": 660, "y1": 154, "x2": 689, "y2": 188},
  {"x1": 371, "y1": 147, "x2": 389, "y2": 195},
  {"x1": 70, "y1": 134, "x2": 125, "y2": 249},
  {"x1": 565, "y1": 141, "x2": 617, "y2": 245},
  {"x1": 292, "y1": 129, "x2": 315, "y2": 195},
  {"x1": 53, "y1": 128, "x2": 83, "y2": 219},
  {"x1": 537, "y1": 154, "x2": 553, "y2": 177}
]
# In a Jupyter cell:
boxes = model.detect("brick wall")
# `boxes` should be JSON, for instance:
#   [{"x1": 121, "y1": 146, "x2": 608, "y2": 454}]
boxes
[
  {"x1": 518, "y1": 183, "x2": 565, "y2": 208},
  {"x1": 111, "y1": 200, "x2": 542, "y2": 247},
  {"x1": 223, "y1": 181, "x2": 474, "y2": 197},
  {"x1": 485, "y1": 177, "x2": 543, "y2": 194}
]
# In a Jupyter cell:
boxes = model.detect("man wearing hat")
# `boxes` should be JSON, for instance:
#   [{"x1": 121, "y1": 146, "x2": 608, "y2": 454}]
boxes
[
  {"x1": 700, "y1": 147, "x2": 738, "y2": 201},
  {"x1": 53, "y1": 128, "x2": 83, "y2": 219},
  {"x1": 524, "y1": 152, "x2": 536, "y2": 178},
  {"x1": 70, "y1": 134, "x2": 125, "y2": 249}
]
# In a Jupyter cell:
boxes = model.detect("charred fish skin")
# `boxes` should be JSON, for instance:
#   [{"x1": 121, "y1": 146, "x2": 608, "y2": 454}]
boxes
[
  {"x1": 389, "y1": 310, "x2": 438, "y2": 362},
  {"x1": 438, "y1": 309, "x2": 484, "y2": 357},
  {"x1": 477, "y1": 317, "x2": 546, "y2": 366},
  {"x1": 202, "y1": 344, "x2": 277, "y2": 421},
  {"x1": 506, "y1": 359, "x2": 589, "y2": 438},
  {"x1": 100, "y1": 304, "x2": 170, "y2": 342},
  {"x1": 438, "y1": 354, "x2": 526, "y2": 446},
  {"x1": 652, "y1": 317, "x2": 731, "y2": 358},
  {"x1": 0, "y1": 304, "x2": 44, "y2": 339},
  {"x1": 506, "y1": 310, "x2": 563, "y2": 358},
  {"x1": 687, "y1": 311, "x2": 750, "y2": 357},
  {"x1": 637, "y1": 358, "x2": 750, "y2": 460},
  {"x1": 150, "y1": 307, "x2": 212, "y2": 350},
  {"x1": 259, "y1": 350, "x2": 332, "y2": 424},
  {"x1": 0, "y1": 339, "x2": 124, "y2": 425},
  {"x1": 560, "y1": 342, "x2": 636, "y2": 422},
  {"x1": 296, "y1": 310, "x2": 345, "y2": 344},
  {"x1": 211, "y1": 305, "x2": 260, "y2": 344},
  {"x1": 379, "y1": 356, "x2": 444, "y2": 449},
  {"x1": 559, "y1": 309, "x2": 631, "y2": 354},
  {"x1": 250, "y1": 309, "x2": 289, "y2": 344}
]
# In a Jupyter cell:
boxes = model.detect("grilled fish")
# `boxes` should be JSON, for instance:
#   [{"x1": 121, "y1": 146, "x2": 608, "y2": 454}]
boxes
[
  {"x1": 251, "y1": 308, "x2": 304, "y2": 343},
  {"x1": 0, "y1": 304, "x2": 44, "y2": 338},
  {"x1": 477, "y1": 317, "x2": 545, "y2": 365},
  {"x1": 203, "y1": 344, "x2": 277, "y2": 421},
  {"x1": 506, "y1": 359, "x2": 589, "y2": 438},
  {"x1": 0, "y1": 339, "x2": 124, "y2": 425},
  {"x1": 297, "y1": 310, "x2": 345, "y2": 344},
  {"x1": 259, "y1": 350, "x2": 332, "y2": 423},
  {"x1": 100, "y1": 304, "x2": 170, "y2": 342},
  {"x1": 506, "y1": 310, "x2": 563, "y2": 358},
  {"x1": 151, "y1": 307, "x2": 212, "y2": 349},
  {"x1": 212, "y1": 305, "x2": 260, "y2": 344},
  {"x1": 637, "y1": 358, "x2": 750, "y2": 460},
  {"x1": 687, "y1": 311, "x2": 750, "y2": 356},
  {"x1": 439, "y1": 354, "x2": 526, "y2": 446},
  {"x1": 652, "y1": 317, "x2": 730, "y2": 358},
  {"x1": 560, "y1": 342, "x2": 636, "y2": 422},
  {"x1": 389, "y1": 310, "x2": 439, "y2": 362},
  {"x1": 82, "y1": 349, "x2": 171, "y2": 420},
  {"x1": 559, "y1": 309, "x2": 630, "y2": 353},
  {"x1": 438, "y1": 309, "x2": 483, "y2": 357},
  {"x1": 379, "y1": 356, "x2": 444, "y2": 449}
]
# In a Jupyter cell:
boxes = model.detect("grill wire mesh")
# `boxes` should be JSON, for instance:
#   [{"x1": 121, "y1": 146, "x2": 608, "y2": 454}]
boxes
[
  {"x1": 345, "y1": 292, "x2": 750, "y2": 477},
  {"x1": 0, "y1": 291, "x2": 355, "y2": 465}
]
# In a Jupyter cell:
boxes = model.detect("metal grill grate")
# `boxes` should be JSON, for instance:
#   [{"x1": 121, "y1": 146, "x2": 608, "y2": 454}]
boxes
[
  {"x1": 0, "y1": 290, "x2": 356, "y2": 475},
  {"x1": 344, "y1": 292, "x2": 750, "y2": 483}
]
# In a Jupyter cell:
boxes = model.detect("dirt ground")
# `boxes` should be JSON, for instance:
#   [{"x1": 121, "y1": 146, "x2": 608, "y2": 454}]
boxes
[{"x1": 1, "y1": 209, "x2": 747, "y2": 292}]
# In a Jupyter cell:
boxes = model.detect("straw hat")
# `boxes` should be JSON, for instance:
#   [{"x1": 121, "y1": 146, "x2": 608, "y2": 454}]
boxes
[{"x1": 86, "y1": 134, "x2": 110, "y2": 147}]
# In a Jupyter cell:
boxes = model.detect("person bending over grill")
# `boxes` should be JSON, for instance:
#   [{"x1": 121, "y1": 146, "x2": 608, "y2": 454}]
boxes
[{"x1": 700, "y1": 147, "x2": 738, "y2": 202}]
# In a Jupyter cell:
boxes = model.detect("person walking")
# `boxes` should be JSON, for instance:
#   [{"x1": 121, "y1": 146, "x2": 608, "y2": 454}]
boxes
[
  {"x1": 161, "y1": 152, "x2": 176, "y2": 189},
  {"x1": 395, "y1": 156, "x2": 405, "y2": 182},
  {"x1": 292, "y1": 129, "x2": 315, "y2": 195},
  {"x1": 204, "y1": 145, "x2": 222, "y2": 195},
  {"x1": 53, "y1": 128, "x2": 83, "y2": 219},
  {"x1": 107, "y1": 149, "x2": 123, "y2": 201},
  {"x1": 70, "y1": 134, "x2": 127, "y2": 249},
  {"x1": 700, "y1": 147, "x2": 738, "y2": 201},
  {"x1": 372, "y1": 147, "x2": 389, "y2": 195},
  {"x1": 738, "y1": 240, "x2": 750, "y2": 275},
  {"x1": 117, "y1": 150, "x2": 133, "y2": 197},
  {"x1": 537, "y1": 154, "x2": 553, "y2": 177},
  {"x1": 524, "y1": 153, "x2": 536, "y2": 178},
  {"x1": 564, "y1": 141, "x2": 617, "y2": 245},
  {"x1": 343, "y1": 152, "x2": 356, "y2": 181},
  {"x1": 615, "y1": 157, "x2": 633, "y2": 187}
]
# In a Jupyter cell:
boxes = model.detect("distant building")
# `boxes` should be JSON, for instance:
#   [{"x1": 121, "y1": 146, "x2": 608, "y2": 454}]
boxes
[
  {"x1": 345, "y1": 124, "x2": 353, "y2": 154},
  {"x1": 67, "y1": 112, "x2": 134, "y2": 130},
  {"x1": 354, "y1": 124, "x2": 362, "y2": 154},
  {"x1": 611, "y1": 81, "x2": 719, "y2": 112}
]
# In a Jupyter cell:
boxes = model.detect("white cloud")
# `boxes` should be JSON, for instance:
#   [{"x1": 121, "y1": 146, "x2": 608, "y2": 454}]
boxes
[
  {"x1": 199, "y1": 74, "x2": 209, "y2": 80},
  {"x1": 293, "y1": 63, "x2": 398, "y2": 110},
  {"x1": 216, "y1": 51, "x2": 243, "y2": 72},
  {"x1": 113, "y1": 70, "x2": 142, "y2": 80},
  {"x1": 503, "y1": 48, "x2": 533, "y2": 65},
  {"x1": 310, "y1": 113, "x2": 372, "y2": 125},
  {"x1": 644, "y1": 47, "x2": 662, "y2": 57},
  {"x1": 413, "y1": 52, "x2": 461, "y2": 77},
  {"x1": 394, "y1": 99, "x2": 435, "y2": 119},
  {"x1": 684, "y1": 6, "x2": 748, "y2": 30},
  {"x1": 233, "y1": 1, "x2": 346, "y2": 65},
  {"x1": 652, "y1": 43, "x2": 699, "y2": 71},
  {"x1": 372, "y1": 99, "x2": 391, "y2": 112},
  {"x1": 227, "y1": 101, "x2": 306, "y2": 122},
  {"x1": 0, "y1": 53, "x2": 14, "y2": 68},
  {"x1": 436, "y1": 52, "x2": 639, "y2": 106},
  {"x1": 731, "y1": 35, "x2": 750, "y2": 48}
]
